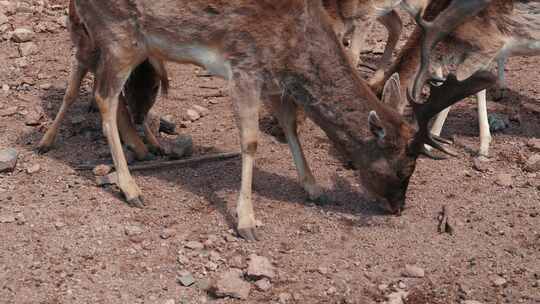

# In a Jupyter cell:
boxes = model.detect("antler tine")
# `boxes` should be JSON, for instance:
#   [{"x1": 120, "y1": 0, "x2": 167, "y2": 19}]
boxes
[
  {"x1": 409, "y1": 70, "x2": 497, "y2": 155},
  {"x1": 401, "y1": 0, "x2": 492, "y2": 98}
]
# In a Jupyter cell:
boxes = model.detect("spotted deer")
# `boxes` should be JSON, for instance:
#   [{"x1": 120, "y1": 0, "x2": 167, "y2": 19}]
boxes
[
  {"x1": 37, "y1": 0, "x2": 169, "y2": 161},
  {"x1": 59, "y1": 0, "x2": 493, "y2": 240},
  {"x1": 371, "y1": 0, "x2": 538, "y2": 158}
]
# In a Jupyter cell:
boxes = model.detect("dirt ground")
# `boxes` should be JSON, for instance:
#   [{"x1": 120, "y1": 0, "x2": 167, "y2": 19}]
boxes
[{"x1": 0, "y1": 1, "x2": 539, "y2": 304}]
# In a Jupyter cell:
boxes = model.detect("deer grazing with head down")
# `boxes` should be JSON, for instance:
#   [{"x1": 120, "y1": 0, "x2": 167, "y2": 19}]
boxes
[
  {"x1": 55, "y1": 0, "x2": 493, "y2": 240},
  {"x1": 371, "y1": 0, "x2": 539, "y2": 158}
]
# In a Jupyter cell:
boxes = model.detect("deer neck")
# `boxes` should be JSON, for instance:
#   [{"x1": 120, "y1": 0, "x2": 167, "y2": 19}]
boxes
[{"x1": 276, "y1": 26, "x2": 405, "y2": 163}]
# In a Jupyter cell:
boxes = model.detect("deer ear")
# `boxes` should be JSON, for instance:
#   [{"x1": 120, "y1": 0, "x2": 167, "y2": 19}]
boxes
[
  {"x1": 381, "y1": 73, "x2": 401, "y2": 105},
  {"x1": 368, "y1": 111, "x2": 385, "y2": 140}
]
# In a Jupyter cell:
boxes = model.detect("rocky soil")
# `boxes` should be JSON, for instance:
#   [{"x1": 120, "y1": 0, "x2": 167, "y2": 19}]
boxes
[{"x1": 0, "y1": 1, "x2": 539, "y2": 304}]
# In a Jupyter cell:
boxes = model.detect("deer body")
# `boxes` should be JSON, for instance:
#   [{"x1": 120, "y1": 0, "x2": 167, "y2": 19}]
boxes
[{"x1": 60, "y1": 0, "x2": 492, "y2": 239}]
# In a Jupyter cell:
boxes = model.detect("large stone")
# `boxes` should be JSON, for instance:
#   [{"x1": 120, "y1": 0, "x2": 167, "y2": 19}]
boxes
[
  {"x1": 0, "y1": 148, "x2": 18, "y2": 173},
  {"x1": 211, "y1": 269, "x2": 251, "y2": 300},
  {"x1": 177, "y1": 270, "x2": 195, "y2": 287},
  {"x1": 246, "y1": 254, "x2": 275, "y2": 280},
  {"x1": 11, "y1": 28, "x2": 35, "y2": 42},
  {"x1": 185, "y1": 109, "x2": 200, "y2": 122},
  {"x1": 524, "y1": 154, "x2": 540, "y2": 173}
]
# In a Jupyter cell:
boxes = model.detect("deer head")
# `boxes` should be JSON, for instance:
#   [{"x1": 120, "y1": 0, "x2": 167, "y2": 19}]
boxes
[{"x1": 356, "y1": 0, "x2": 495, "y2": 213}]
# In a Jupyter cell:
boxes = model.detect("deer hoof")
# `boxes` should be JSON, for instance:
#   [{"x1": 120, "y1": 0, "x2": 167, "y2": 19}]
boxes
[
  {"x1": 36, "y1": 144, "x2": 52, "y2": 154},
  {"x1": 127, "y1": 196, "x2": 145, "y2": 208},
  {"x1": 237, "y1": 227, "x2": 259, "y2": 242}
]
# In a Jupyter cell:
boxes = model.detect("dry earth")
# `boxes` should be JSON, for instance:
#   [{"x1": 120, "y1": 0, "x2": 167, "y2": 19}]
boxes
[{"x1": 0, "y1": 1, "x2": 539, "y2": 304}]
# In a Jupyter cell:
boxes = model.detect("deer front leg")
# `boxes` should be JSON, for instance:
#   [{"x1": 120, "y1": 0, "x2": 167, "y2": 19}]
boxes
[
  {"x1": 269, "y1": 95, "x2": 324, "y2": 202},
  {"x1": 477, "y1": 89, "x2": 491, "y2": 158},
  {"x1": 231, "y1": 74, "x2": 261, "y2": 241},
  {"x1": 37, "y1": 59, "x2": 88, "y2": 153},
  {"x1": 426, "y1": 66, "x2": 451, "y2": 153},
  {"x1": 94, "y1": 63, "x2": 143, "y2": 208}
]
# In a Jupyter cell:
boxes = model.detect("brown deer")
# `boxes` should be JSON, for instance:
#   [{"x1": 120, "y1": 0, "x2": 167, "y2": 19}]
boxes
[
  {"x1": 370, "y1": 0, "x2": 538, "y2": 158},
  {"x1": 37, "y1": 0, "x2": 169, "y2": 161},
  {"x1": 61, "y1": 0, "x2": 493, "y2": 240}
]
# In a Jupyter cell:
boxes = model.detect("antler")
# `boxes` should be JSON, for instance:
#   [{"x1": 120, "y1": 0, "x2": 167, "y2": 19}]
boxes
[
  {"x1": 400, "y1": 0, "x2": 492, "y2": 98},
  {"x1": 408, "y1": 70, "x2": 496, "y2": 156}
]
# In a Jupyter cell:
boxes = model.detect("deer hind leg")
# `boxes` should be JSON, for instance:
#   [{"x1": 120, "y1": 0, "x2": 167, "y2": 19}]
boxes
[
  {"x1": 230, "y1": 73, "x2": 261, "y2": 241},
  {"x1": 477, "y1": 89, "x2": 491, "y2": 158},
  {"x1": 94, "y1": 56, "x2": 144, "y2": 207},
  {"x1": 116, "y1": 96, "x2": 151, "y2": 161},
  {"x1": 37, "y1": 59, "x2": 88, "y2": 152},
  {"x1": 269, "y1": 95, "x2": 324, "y2": 202},
  {"x1": 377, "y1": 10, "x2": 402, "y2": 70}
]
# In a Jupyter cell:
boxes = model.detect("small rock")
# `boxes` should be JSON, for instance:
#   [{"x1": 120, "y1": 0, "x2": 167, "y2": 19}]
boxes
[
  {"x1": 317, "y1": 266, "x2": 328, "y2": 275},
  {"x1": 524, "y1": 154, "x2": 540, "y2": 173},
  {"x1": 386, "y1": 290, "x2": 409, "y2": 304},
  {"x1": 490, "y1": 275, "x2": 507, "y2": 287},
  {"x1": 18, "y1": 42, "x2": 38, "y2": 56},
  {"x1": 378, "y1": 284, "x2": 388, "y2": 291},
  {"x1": 159, "y1": 115, "x2": 176, "y2": 135},
  {"x1": 11, "y1": 28, "x2": 35, "y2": 43},
  {"x1": 124, "y1": 225, "x2": 144, "y2": 236},
  {"x1": 1, "y1": 84, "x2": 10, "y2": 92},
  {"x1": 495, "y1": 173, "x2": 513, "y2": 187},
  {"x1": 246, "y1": 254, "x2": 275, "y2": 279},
  {"x1": 402, "y1": 264, "x2": 425, "y2": 278},
  {"x1": 0, "y1": 214, "x2": 16, "y2": 223},
  {"x1": 185, "y1": 240, "x2": 204, "y2": 250},
  {"x1": 205, "y1": 261, "x2": 218, "y2": 271},
  {"x1": 278, "y1": 292, "x2": 292, "y2": 304},
  {"x1": 192, "y1": 105, "x2": 210, "y2": 117},
  {"x1": 398, "y1": 281, "x2": 407, "y2": 289},
  {"x1": 93, "y1": 164, "x2": 112, "y2": 176},
  {"x1": 185, "y1": 109, "x2": 200, "y2": 122},
  {"x1": 54, "y1": 221, "x2": 65, "y2": 229},
  {"x1": 326, "y1": 286, "x2": 337, "y2": 295},
  {"x1": 462, "y1": 300, "x2": 484, "y2": 304},
  {"x1": 229, "y1": 255, "x2": 245, "y2": 269},
  {"x1": 488, "y1": 113, "x2": 510, "y2": 132},
  {"x1": 26, "y1": 164, "x2": 40, "y2": 174},
  {"x1": 0, "y1": 148, "x2": 18, "y2": 173},
  {"x1": 24, "y1": 110, "x2": 42, "y2": 126},
  {"x1": 163, "y1": 300, "x2": 175, "y2": 304},
  {"x1": 527, "y1": 138, "x2": 540, "y2": 152},
  {"x1": 95, "y1": 172, "x2": 118, "y2": 186},
  {"x1": 472, "y1": 157, "x2": 490, "y2": 172},
  {"x1": 160, "y1": 228, "x2": 176, "y2": 239},
  {"x1": 169, "y1": 134, "x2": 193, "y2": 159},
  {"x1": 211, "y1": 269, "x2": 251, "y2": 300},
  {"x1": 254, "y1": 278, "x2": 271, "y2": 291},
  {"x1": 177, "y1": 270, "x2": 195, "y2": 287}
]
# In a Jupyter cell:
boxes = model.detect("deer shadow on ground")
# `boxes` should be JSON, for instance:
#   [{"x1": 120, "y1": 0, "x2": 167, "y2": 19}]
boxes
[{"x1": 15, "y1": 84, "x2": 393, "y2": 233}]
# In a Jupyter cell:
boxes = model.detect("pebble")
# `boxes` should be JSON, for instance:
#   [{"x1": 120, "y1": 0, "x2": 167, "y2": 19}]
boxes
[
  {"x1": 177, "y1": 270, "x2": 195, "y2": 287},
  {"x1": 386, "y1": 290, "x2": 409, "y2": 304},
  {"x1": 317, "y1": 266, "x2": 329, "y2": 275},
  {"x1": 160, "y1": 228, "x2": 176, "y2": 239},
  {"x1": 185, "y1": 109, "x2": 200, "y2": 122},
  {"x1": 124, "y1": 225, "x2": 144, "y2": 236},
  {"x1": 0, "y1": 148, "x2": 18, "y2": 173},
  {"x1": 0, "y1": 214, "x2": 16, "y2": 223},
  {"x1": 398, "y1": 281, "x2": 407, "y2": 289},
  {"x1": 92, "y1": 164, "x2": 112, "y2": 176},
  {"x1": 163, "y1": 299, "x2": 175, "y2": 304},
  {"x1": 169, "y1": 134, "x2": 193, "y2": 159},
  {"x1": 24, "y1": 109, "x2": 42, "y2": 126},
  {"x1": 2, "y1": 84, "x2": 9, "y2": 91},
  {"x1": 524, "y1": 154, "x2": 540, "y2": 173},
  {"x1": 18, "y1": 42, "x2": 38, "y2": 56},
  {"x1": 211, "y1": 269, "x2": 251, "y2": 300},
  {"x1": 26, "y1": 164, "x2": 40, "y2": 174},
  {"x1": 229, "y1": 255, "x2": 245, "y2": 269},
  {"x1": 205, "y1": 261, "x2": 218, "y2": 271},
  {"x1": 495, "y1": 173, "x2": 513, "y2": 187},
  {"x1": 490, "y1": 275, "x2": 507, "y2": 287},
  {"x1": 192, "y1": 105, "x2": 209, "y2": 117},
  {"x1": 278, "y1": 292, "x2": 292, "y2": 304},
  {"x1": 254, "y1": 278, "x2": 272, "y2": 291},
  {"x1": 95, "y1": 172, "x2": 118, "y2": 186},
  {"x1": 462, "y1": 301, "x2": 484, "y2": 304},
  {"x1": 185, "y1": 240, "x2": 204, "y2": 250},
  {"x1": 402, "y1": 264, "x2": 425, "y2": 278},
  {"x1": 246, "y1": 254, "x2": 275, "y2": 279},
  {"x1": 11, "y1": 28, "x2": 35, "y2": 43}
]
